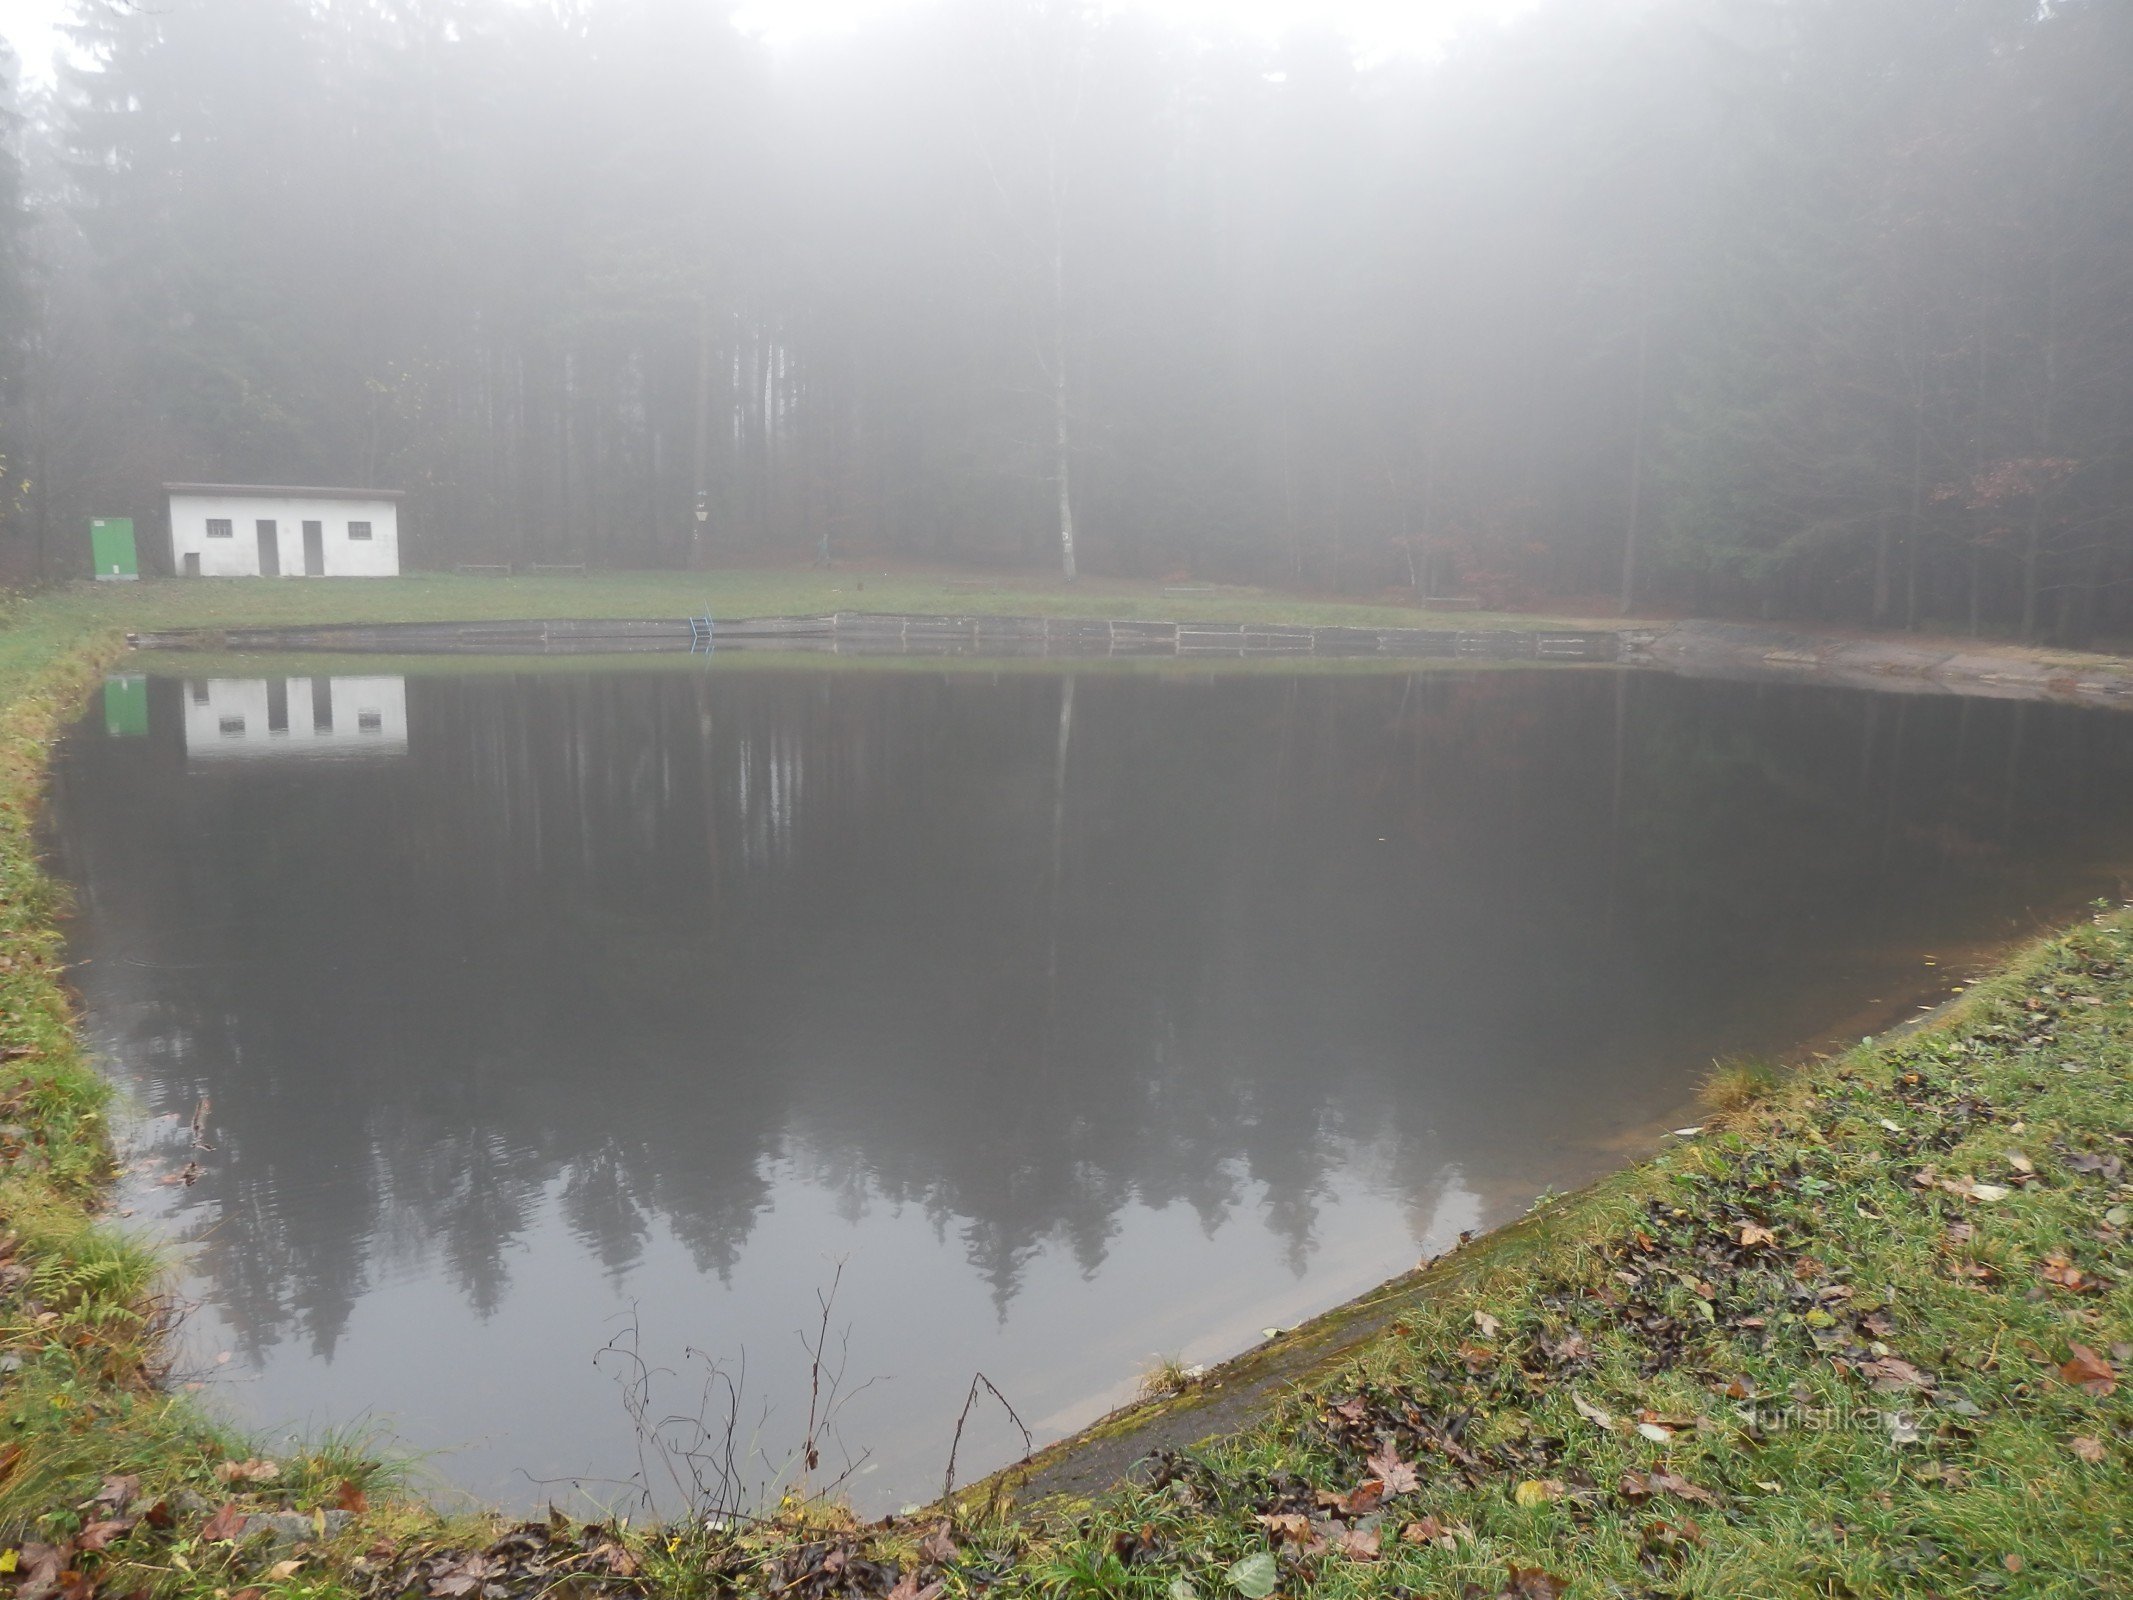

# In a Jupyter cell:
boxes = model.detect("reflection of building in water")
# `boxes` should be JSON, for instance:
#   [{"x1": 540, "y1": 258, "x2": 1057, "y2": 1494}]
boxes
[{"x1": 181, "y1": 677, "x2": 408, "y2": 762}]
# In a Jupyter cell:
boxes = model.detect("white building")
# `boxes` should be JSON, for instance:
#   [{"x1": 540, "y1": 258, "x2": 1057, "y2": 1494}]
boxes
[
  {"x1": 182, "y1": 677, "x2": 409, "y2": 763},
  {"x1": 166, "y1": 484, "x2": 403, "y2": 577}
]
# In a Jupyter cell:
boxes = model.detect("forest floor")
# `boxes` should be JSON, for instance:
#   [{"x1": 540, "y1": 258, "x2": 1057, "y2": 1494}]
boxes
[{"x1": 2, "y1": 576, "x2": 2130, "y2": 1599}]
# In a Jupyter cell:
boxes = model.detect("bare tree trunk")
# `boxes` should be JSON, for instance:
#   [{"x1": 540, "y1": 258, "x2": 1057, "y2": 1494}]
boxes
[
  {"x1": 1052, "y1": 248, "x2": 1076, "y2": 581},
  {"x1": 691, "y1": 294, "x2": 712, "y2": 568},
  {"x1": 1619, "y1": 309, "x2": 1649, "y2": 616}
]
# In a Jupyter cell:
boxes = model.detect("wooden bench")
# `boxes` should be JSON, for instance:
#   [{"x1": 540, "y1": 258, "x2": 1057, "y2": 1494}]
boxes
[
  {"x1": 530, "y1": 562, "x2": 588, "y2": 575},
  {"x1": 1162, "y1": 584, "x2": 1216, "y2": 597},
  {"x1": 454, "y1": 562, "x2": 513, "y2": 576}
]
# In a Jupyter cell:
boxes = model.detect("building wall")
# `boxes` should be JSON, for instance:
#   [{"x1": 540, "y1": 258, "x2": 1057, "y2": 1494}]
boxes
[
  {"x1": 168, "y1": 493, "x2": 401, "y2": 577},
  {"x1": 181, "y1": 676, "x2": 409, "y2": 762}
]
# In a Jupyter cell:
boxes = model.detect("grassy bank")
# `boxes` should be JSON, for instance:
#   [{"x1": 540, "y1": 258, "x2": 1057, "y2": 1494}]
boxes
[
  {"x1": 2, "y1": 578, "x2": 2130, "y2": 1598},
  {"x1": 16, "y1": 569, "x2": 1630, "y2": 642}
]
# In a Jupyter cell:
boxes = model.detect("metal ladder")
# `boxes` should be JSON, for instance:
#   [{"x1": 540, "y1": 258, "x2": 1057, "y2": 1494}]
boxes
[{"x1": 689, "y1": 609, "x2": 715, "y2": 654}]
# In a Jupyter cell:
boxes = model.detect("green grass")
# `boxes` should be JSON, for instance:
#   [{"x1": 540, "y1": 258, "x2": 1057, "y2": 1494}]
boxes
[
  {"x1": 2, "y1": 576, "x2": 2130, "y2": 1598},
  {"x1": 32, "y1": 567, "x2": 1638, "y2": 638}
]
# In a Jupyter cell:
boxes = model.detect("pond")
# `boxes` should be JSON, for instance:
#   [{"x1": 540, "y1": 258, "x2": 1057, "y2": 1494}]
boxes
[{"x1": 42, "y1": 661, "x2": 2133, "y2": 1515}]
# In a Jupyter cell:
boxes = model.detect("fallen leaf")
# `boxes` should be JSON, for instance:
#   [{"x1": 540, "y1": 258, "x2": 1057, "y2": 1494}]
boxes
[
  {"x1": 216, "y1": 1457, "x2": 280, "y2": 1483},
  {"x1": 267, "y1": 1560, "x2": 304, "y2": 1580},
  {"x1": 1570, "y1": 1390, "x2": 1617, "y2": 1431},
  {"x1": 1321, "y1": 1479, "x2": 1383, "y2": 1517},
  {"x1": 1473, "y1": 1311, "x2": 1501, "y2": 1337},
  {"x1": 884, "y1": 1576, "x2": 943, "y2": 1600},
  {"x1": 200, "y1": 1502, "x2": 250, "y2": 1544},
  {"x1": 2042, "y1": 1256, "x2": 2097, "y2": 1293},
  {"x1": 1365, "y1": 1443, "x2": 1421, "y2": 1495},
  {"x1": 1856, "y1": 1356, "x2": 1933, "y2": 1393},
  {"x1": 2071, "y1": 1436, "x2": 2106, "y2": 1464},
  {"x1": 1255, "y1": 1513, "x2": 1314, "y2": 1547},
  {"x1": 1225, "y1": 1551, "x2": 1277, "y2": 1600},
  {"x1": 1456, "y1": 1340, "x2": 1496, "y2": 1373},
  {"x1": 1501, "y1": 1567, "x2": 1571, "y2": 1600},
  {"x1": 1636, "y1": 1422, "x2": 1674, "y2": 1443},
  {"x1": 917, "y1": 1523, "x2": 958, "y2": 1566},
  {"x1": 2060, "y1": 1345, "x2": 2118, "y2": 1396},
  {"x1": 1399, "y1": 1516, "x2": 1448, "y2": 1546},
  {"x1": 334, "y1": 1479, "x2": 368, "y2": 1514},
  {"x1": 1513, "y1": 1478, "x2": 1565, "y2": 1508},
  {"x1": 79, "y1": 1474, "x2": 138, "y2": 1513},
  {"x1": 428, "y1": 1555, "x2": 493, "y2": 1597},
  {"x1": 76, "y1": 1520, "x2": 134, "y2": 1552},
  {"x1": 1330, "y1": 1524, "x2": 1380, "y2": 1560},
  {"x1": 1737, "y1": 1222, "x2": 1777, "y2": 1248},
  {"x1": 1620, "y1": 1470, "x2": 1716, "y2": 1506},
  {"x1": 11, "y1": 1543, "x2": 65, "y2": 1600}
]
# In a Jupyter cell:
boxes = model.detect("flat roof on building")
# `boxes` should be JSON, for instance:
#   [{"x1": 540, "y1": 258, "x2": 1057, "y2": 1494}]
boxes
[{"x1": 164, "y1": 483, "x2": 405, "y2": 501}]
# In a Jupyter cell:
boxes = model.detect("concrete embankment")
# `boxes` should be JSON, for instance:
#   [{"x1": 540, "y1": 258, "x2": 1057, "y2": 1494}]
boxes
[
  {"x1": 125, "y1": 612, "x2": 1628, "y2": 662},
  {"x1": 1641, "y1": 618, "x2": 2133, "y2": 706}
]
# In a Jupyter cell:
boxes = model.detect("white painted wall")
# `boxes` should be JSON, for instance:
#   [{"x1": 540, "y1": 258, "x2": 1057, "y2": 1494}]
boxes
[
  {"x1": 181, "y1": 677, "x2": 409, "y2": 762},
  {"x1": 167, "y1": 491, "x2": 401, "y2": 577}
]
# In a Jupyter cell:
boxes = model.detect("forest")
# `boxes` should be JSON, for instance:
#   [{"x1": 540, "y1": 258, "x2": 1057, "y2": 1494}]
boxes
[{"x1": 0, "y1": 0, "x2": 2129, "y2": 638}]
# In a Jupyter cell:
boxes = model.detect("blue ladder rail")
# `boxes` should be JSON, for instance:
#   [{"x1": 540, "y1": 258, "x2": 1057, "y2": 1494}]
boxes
[{"x1": 689, "y1": 610, "x2": 716, "y2": 653}]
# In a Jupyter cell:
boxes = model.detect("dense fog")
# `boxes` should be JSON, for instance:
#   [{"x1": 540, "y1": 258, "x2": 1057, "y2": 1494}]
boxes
[{"x1": 0, "y1": 0, "x2": 2129, "y2": 634}]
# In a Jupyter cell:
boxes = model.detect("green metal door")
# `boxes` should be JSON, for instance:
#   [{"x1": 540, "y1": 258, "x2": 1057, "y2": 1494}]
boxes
[
  {"x1": 89, "y1": 518, "x2": 139, "y2": 580},
  {"x1": 103, "y1": 677, "x2": 148, "y2": 737}
]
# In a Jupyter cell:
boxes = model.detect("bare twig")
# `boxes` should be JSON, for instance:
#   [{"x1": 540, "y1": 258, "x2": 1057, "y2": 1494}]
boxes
[{"x1": 942, "y1": 1372, "x2": 1034, "y2": 1508}]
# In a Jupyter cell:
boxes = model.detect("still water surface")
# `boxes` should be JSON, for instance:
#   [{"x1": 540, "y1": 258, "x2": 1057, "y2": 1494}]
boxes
[{"x1": 44, "y1": 663, "x2": 2133, "y2": 1513}]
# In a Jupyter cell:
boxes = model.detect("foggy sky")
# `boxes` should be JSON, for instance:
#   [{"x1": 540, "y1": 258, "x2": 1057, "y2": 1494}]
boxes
[{"x1": 1, "y1": 0, "x2": 1543, "y2": 83}]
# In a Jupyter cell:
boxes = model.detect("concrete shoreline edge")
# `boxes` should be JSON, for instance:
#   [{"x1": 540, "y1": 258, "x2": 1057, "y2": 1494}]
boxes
[{"x1": 124, "y1": 611, "x2": 2133, "y2": 709}]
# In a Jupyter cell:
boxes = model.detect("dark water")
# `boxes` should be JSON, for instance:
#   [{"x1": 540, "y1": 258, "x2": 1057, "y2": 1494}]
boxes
[{"x1": 43, "y1": 663, "x2": 2133, "y2": 1514}]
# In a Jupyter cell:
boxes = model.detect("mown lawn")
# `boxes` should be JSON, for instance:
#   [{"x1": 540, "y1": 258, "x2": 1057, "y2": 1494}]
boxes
[
  {"x1": 16, "y1": 570, "x2": 1634, "y2": 642},
  {"x1": 0, "y1": 578, "x2": 2127, "y2": 1600}
]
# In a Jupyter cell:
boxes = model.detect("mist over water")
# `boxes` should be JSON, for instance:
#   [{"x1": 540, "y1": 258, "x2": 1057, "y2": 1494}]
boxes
[{"x1": 43, "y1": 663, "x2": 2133, "y2": 1513}]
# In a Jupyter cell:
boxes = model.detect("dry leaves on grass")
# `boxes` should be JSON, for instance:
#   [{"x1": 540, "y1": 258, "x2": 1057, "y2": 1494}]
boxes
[
  {"x1": 1364, "y1": 1443, "x2": 1420, "y2": 1496},
  {"x1": 1468, "y1": 1567, "x2": 1570, "y2": 1600},
  {"x1": 1619, "y1": 1470, "x2": 1718, "y2": 1507},
  {"x1": 200, "y1": 1503, "x2": 251, "y2": 1544},
  {"x1": 2058, "y1": 1344, "x2": 2118, "y2": 1396}
]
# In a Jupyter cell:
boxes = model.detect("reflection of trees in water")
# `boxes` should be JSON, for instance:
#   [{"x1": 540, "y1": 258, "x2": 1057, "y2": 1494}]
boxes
[{"x1": 46, "y1": 669, "x2": 2133, "y2": 1361}]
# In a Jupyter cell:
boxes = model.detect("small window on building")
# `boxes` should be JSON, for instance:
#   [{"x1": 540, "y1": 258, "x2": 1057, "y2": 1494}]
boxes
[
  {"x1": 358, "y1": 710, "x2": 383, "y2": 733},
  {"x1": 206, "y1": 518, "x2": 233, "y2": 539},
  {"x1": 219, "y1": 716, "x2": 246, "y2": 736},
  {"x1": 348, "y1": 520, "x2": 373, "y2": 541}
]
